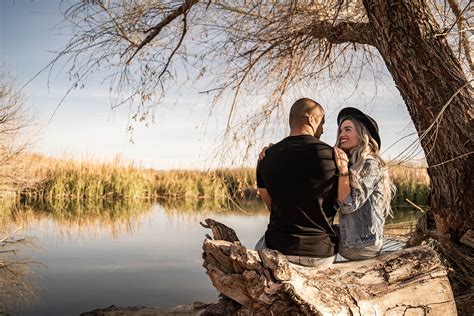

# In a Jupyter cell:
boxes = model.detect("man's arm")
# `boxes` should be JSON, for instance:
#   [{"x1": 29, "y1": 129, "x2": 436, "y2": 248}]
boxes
[
  {"x1": 258, "y1": 188, "x2": 272, "y2": 212},
  {"x1": 256, "y1": 159, "x2": 272, "y2": 212}
]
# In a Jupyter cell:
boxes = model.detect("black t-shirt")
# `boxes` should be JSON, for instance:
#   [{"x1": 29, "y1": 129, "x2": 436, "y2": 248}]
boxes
[{"x1": 256, "y1": 135, "x2": 338, "y2": 258}]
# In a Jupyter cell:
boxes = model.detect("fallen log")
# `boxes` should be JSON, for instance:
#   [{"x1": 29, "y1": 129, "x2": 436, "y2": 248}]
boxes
[{"x1": 201, "y1": 218, "x2": 457, "y2": 315}]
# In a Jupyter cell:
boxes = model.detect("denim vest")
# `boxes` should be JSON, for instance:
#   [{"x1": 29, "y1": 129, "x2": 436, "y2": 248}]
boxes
[{"x1": 336, "y1": 157, "x2": 385, "y2": 248}]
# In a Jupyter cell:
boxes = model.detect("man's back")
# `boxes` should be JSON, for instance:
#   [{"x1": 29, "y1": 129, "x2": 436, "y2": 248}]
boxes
[{"x1": 257, "y1": 135, "x2": 338, "y2": 258}]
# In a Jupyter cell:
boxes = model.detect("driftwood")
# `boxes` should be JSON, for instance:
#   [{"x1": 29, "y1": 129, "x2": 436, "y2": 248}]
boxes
[{"x1": 201, "y1": 218, "x2": 457, "y2": 315}]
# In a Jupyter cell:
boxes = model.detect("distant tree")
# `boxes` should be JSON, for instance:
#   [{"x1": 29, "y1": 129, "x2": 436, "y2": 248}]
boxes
[
  {"x1": 0, "y1": 72, "x2": 36, "y2": 312},
  {"x1": 0, "y1": 72, "x2": 34, "y2": 197},
  {"x1": 51, "y1": 0, "x2": 472, "y2": 311}
]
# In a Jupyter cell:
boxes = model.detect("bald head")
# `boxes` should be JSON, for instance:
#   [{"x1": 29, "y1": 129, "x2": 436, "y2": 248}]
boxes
[{"x1": 289, "y1": 98, "x2": 324, "y2": 130}]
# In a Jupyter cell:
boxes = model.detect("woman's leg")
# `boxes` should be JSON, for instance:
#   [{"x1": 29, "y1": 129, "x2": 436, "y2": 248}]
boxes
[{"x1": 339, "y1": 239, "x2": 383, "y2": 261}]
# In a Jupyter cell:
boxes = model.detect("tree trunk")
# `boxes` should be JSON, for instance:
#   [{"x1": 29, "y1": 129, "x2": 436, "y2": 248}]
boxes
[
  {"x1": 201, "y1": 219, "x2": 456, "y2": 315},
  {"x1": 362, "y1": 0, "x2": 473, "y2": 306}
]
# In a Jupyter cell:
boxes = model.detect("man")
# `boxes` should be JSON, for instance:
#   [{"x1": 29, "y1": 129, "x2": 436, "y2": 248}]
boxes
[{"x1": 256, "y1": 98, "x2": 338, "y2": 267}]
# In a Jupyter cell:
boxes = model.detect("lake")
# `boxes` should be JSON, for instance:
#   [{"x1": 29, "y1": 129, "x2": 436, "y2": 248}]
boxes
[{"x1": 5, "y1": 202, "x2": 419, "y2": 315}]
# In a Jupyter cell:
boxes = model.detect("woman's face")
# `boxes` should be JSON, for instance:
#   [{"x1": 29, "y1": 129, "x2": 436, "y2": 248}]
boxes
[{"x1": 338, "y1": 119, "x2": 359, "y2": 151}]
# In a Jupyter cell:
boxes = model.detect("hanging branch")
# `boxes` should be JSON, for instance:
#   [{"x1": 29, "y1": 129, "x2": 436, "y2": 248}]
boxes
[{"x1": 126, "y1": 0, "x2": 198, "y2": 64}]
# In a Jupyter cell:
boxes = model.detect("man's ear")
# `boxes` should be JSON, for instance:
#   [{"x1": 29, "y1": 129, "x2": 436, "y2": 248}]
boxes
[{"x1": 310, "y1": 114, "x2": 321, "y2": 128}]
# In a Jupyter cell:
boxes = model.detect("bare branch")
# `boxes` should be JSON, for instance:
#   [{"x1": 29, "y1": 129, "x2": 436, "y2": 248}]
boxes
[
  {"x1": 46, "y1": 0, "x2": 472, "y2": 166},
  {"x1": 309, "y1": 20, "x2": 374, "y2": 45},
  {"x1": 126, "y1": 0, "x2": 198, "y2": 64},
  {"x1": 446, "y1": 0, "x2": 473, "y2": 72},
  {"x1": 157, "y1": 14, "x2": 188, "y2": 81},
  {"x1": 96, "y1": 0, "x2": 138, "y2": 48}
]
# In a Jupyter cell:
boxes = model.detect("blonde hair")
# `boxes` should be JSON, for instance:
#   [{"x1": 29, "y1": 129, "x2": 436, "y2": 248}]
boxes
[{"x1": 336, "y1": 117, "x2": 396, "y2": 217}]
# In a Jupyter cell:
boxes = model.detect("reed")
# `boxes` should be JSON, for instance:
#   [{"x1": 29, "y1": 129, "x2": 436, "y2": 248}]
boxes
[
  {"x1": 18, "y1": 155, "x2": 157, "y2": 201},
  {"x1": 154, "y1": 170, "x2": 228, "y2": 202},
  {"x1": 387, "y1": 164, "x2": 430, "y2": 207},
  {"x1": 215, "y1": 168, "x2": 257, "y2": 200},
  {"x1": 1, "y1": 154, "x2": 430, "y2": 211},
  {"x1": 145, "y1": 168, "x2": 258, "y2": 210},
  {"x1": 7, "y1": 155, "x2": 253, "y2": 209}
]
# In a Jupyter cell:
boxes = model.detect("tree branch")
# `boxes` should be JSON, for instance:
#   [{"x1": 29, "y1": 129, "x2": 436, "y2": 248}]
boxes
[
  {"x1": 96, "y1": 0, "x2": 137, "y2": 48},
  {"x1": 446, "y1": 0, "x2": 473, "y2": 72},
  {"x1": 157, "y1": 15, "x2": 188, "y2": 81},
  {"x1": 126, "y1": 0, "x2": 198, "y2": 64},
  {"x1": 309, "y1": 21, "x2": 374, "y2": 46}
]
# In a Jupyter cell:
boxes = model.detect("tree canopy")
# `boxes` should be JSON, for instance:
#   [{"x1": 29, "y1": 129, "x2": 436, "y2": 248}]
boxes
[{"x1": 51, "y1": 0, "x2": 472, "y2": 156}]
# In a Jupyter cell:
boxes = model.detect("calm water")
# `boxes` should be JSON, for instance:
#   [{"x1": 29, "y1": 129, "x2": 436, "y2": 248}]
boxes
[
  {"x1": 8, "y1": 203, "x2": 269, "y2": 315},
  {"x1": 5, "y1": 202, "x2": 419, "y2": 315}
]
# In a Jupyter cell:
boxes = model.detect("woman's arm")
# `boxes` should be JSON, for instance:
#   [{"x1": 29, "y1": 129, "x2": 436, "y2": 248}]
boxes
[
  {"x1": 338, "y1": 174, "x2": 351, "y2": 203},
  {"x1": 334, "y1": 147, "x2": 351, "y2": 203},
  {"x1": 338, "y1": 158, "x2": 383, "y2": 214}
]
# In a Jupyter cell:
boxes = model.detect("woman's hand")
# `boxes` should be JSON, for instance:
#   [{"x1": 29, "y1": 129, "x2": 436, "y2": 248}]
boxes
[
  {"x1": 334, "y1": 147, "x2": 349, "y2": 174},
  {"x1": 258, "y1": 143, "x2": 273, "y2": 161}
]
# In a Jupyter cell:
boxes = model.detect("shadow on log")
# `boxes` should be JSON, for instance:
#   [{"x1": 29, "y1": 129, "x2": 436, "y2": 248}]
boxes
[{"x1": 200, "y1": 218, "x2": 456, "y2": 315}]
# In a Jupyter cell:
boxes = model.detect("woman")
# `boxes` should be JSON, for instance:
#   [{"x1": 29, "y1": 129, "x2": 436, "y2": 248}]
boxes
[{"x1": 333, "y1": 107, "x2": 395, "y2": 260}]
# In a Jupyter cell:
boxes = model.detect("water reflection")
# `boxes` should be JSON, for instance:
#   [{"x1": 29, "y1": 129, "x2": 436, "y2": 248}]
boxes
[
  {"x1": 2, "y1": 200, "x2": 421, "y2": 315},
  {"x1": 385, "y1": 206, "x2": 420, "y2": 237},
  {"x1": 0, "y1": 227, "x2": 38, "y2": 314},
  {"x1": 4, "y1": 200, "x2": 269, "y2": 315},
  {"x1": 3, "y1": 199, "x2": 155, "y2": 240}
]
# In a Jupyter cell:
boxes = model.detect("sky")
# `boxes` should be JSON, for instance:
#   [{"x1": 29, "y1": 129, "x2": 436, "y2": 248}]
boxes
[{"x1": 0, "y1": 1, "x2": 424, "y2": 170}]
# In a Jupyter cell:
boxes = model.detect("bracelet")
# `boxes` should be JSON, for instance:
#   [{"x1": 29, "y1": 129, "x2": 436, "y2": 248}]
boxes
[{"x1": 336, "y1": 172, "x2": 350, "y2": 177}]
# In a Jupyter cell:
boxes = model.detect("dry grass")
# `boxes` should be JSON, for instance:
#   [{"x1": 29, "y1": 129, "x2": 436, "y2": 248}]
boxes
[
  {"x1": 1, "y1": 154, "x2": 258, "y2": 210},
  {"x1": 17, "y1": 154, "x2": 157, "y2": 201},
  {"x1": 0, "y1": 154, "x2": 430, "y2": 212},
  {"x1": 387, "y1": 164, "x2": 430, "y2": 206}
]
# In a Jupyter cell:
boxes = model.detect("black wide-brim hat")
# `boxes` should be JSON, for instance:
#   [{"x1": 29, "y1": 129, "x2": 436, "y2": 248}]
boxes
[{"x1": 337, "y1": 107, "x2": 381, "y2": 149}]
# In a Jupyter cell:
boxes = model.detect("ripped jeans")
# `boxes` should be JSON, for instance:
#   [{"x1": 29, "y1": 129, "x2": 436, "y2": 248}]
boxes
[{"x1": 333, "y1": 225, "x2": 383, "y2": 261}]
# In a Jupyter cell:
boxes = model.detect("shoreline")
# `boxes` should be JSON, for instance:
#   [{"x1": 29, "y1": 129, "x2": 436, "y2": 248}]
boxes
[{"x1": 80, "y1": 300, "x2": 238, "y2": 316}]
